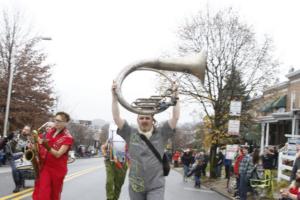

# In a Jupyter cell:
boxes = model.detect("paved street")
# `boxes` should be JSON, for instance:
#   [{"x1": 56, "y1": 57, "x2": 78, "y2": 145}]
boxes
[{"x1": 0, "y1": 158, "x2": 228, "y2": 200}]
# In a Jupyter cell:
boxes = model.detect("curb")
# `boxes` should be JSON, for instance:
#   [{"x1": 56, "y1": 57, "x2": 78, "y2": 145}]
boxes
[
  {"x1": 209, "y1": 187, "x2": 233, "y2": 200},
  {"x1": 172, "y1": 167, "x2": 232, "y2": 199}
]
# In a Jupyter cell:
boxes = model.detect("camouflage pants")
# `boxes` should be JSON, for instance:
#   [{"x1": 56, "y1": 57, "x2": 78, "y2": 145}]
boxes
[{"x1": 105, "y1": 160, "x2": 128, "y2": 200}]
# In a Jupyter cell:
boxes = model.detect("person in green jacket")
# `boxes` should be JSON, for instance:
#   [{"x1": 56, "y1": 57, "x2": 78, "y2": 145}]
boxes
[{"x1": 102, "y1": 123, "x2": 128, "y2": 200}]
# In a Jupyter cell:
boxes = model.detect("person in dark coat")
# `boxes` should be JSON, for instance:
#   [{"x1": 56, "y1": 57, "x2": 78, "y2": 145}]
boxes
[
  {"x1": 262, "y1": 146, "x2": 276, "y2": 170},
  {"x1": 215, "y1": 151, "x2": 225, "y2": 178},
  {"x1": 181, "y1": 149, "x2": 193, "y2": 182}
]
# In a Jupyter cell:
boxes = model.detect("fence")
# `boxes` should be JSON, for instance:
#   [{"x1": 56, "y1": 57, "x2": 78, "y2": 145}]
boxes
[{"x1": 277, "y1": 152, "x2": 294, "y2": 181}]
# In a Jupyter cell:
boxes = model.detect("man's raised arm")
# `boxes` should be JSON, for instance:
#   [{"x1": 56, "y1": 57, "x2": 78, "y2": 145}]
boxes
[
  {"x1": 112, "y1": 81, "x2": 125, "y2": 129},
  {"x1": 168, "y1": 83, "x2": 180, "y2": 129}
]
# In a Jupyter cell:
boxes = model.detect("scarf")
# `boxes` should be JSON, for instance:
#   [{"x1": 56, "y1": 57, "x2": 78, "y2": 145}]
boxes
[{"x1": 138, "y1": 126, "x2": 153, "y2": 139}]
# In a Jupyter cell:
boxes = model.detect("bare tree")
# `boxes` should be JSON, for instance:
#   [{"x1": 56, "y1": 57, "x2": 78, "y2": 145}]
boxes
[
  {"x1": 0, "y1": 10, "x2": 55, "y2": 134},
  {"x1": 172, "y1": 8, "x2": 279, "y2": 178},
  {"x1": 68, "y1": 122, "x2": 90, "y2": 151}
]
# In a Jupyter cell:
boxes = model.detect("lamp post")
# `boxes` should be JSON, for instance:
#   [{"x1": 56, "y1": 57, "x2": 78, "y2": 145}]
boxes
[{"x1": 2, "y1": 37, "x2": 52, "y2": 137}]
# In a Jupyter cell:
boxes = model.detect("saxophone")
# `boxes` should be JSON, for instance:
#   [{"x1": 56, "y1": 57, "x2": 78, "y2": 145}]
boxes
[{"x1": 24, "y1": 122, "x2": 48, "y2": 178}]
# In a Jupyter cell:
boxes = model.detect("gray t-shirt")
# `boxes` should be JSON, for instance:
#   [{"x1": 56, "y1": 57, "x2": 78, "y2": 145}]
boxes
[{"x1": 117, "y1": 121, "x2": 175, "y2": 192}]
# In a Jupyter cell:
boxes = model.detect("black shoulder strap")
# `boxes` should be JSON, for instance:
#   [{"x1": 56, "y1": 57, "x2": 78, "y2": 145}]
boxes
[{"x1": 139, "y1": 134, "x2": 162, "y2": 163}]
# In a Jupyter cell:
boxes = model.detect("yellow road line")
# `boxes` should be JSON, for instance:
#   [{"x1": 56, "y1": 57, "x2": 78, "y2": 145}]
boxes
[
  {"x1": 64, "y1": 166, "x2": 102, "y2": 181},
  {"x1": 0, "y1": 188, "x2": 33, "y2": 200},
  {"x1": 0, "y1": 165, "x2": 104, "y2": 200},
  {"x1": 65, "y1": 166, "x2": 100, "y2": 179}
]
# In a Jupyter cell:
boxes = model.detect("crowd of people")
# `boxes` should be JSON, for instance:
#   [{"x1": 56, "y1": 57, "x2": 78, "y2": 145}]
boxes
[{"x1": 167, "y1": 144, "x2": 284, "y2": 200}]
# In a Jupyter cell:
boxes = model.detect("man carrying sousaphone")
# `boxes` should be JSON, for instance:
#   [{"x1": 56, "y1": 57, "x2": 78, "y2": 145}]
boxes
[
  {"x1": 32, "y1": 111, "x2": 73, "y2": 200},
  {"x1": 111, "y1": 80, "x2": 180, "y2": 200}
]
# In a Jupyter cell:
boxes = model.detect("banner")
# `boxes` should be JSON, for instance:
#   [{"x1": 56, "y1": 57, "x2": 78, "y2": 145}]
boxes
[
  {"x1": 228, "y1": 120, "x2": 240, "y2": 135},
  {"x1": 229, "y1": 101, "x2": 242, "y2": 116}
]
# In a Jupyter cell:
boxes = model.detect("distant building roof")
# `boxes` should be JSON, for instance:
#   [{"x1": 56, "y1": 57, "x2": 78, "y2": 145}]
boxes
[{"x1": 286, "y1": 69, "x2": 300, "y2": 79}]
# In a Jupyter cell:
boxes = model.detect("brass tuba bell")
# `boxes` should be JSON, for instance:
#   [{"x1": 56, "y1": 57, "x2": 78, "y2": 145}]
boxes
[{"x1": 114, "y1": 50, "x2": 207, "y2": 115}]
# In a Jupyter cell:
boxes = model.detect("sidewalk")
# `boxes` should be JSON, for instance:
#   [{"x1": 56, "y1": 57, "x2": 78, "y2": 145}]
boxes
[
  {"x1": 202, "y1": 177, "x2": 234, "y2": 200},
  {"x1": 173, "y1": 166, "x2": 233, "y2": 199}
]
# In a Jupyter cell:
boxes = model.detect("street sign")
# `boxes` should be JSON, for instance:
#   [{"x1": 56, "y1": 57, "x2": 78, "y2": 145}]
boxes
[
  {"x1": 228, "y1": 120, "x2": 240, "y2": 135},
  {"x1": 229, "y1": 101, "x2": 242, "y2": 116}
]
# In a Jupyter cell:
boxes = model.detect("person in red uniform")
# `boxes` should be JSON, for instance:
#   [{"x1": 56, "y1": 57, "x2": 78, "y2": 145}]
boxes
[{"x1": 32, "y1": 111, "x2": 73, "y2": 200}]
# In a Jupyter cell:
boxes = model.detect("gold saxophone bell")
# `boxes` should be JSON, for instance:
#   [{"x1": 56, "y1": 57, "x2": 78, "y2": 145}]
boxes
[
  {"x1": 25, "y1": 149, "x2": 34, "y2": 161},
  {"x1": 24, "y1": 129, "x2": 41, "y2": 177},
  {"x1": 114, "y1": 51, "x2": 207, "y2": 115}
]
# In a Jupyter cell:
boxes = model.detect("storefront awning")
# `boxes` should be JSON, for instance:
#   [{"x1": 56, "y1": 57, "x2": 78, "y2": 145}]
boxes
[
  {"x1": 260, "y1": 95, "x2": 287, "y2": 112},
  {"x1": 272, "y1": 95, "x2": 287, "y2": 108}
]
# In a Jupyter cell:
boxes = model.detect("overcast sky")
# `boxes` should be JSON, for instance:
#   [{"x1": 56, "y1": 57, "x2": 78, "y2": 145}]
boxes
[{"x1": 1, "y1": 0, "x2": 300, "y2": 124}]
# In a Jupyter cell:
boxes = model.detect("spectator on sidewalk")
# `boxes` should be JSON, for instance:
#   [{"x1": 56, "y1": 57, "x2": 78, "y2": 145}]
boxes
[
  {"x1": 239, "y1": 148, "x2": 260, "y2": 200},
  {"x1": 215, "y1": 150, "x2": 224, "y2": 178},
  {"x1": 280, "y1": 169, "x2": 300, "y2": 200},
  {"x1": 187, "y1": 159, "x2": 203, "y2": 188},
  {"x1": 172, "y1": 151, "x2": 181, "y2": 168},
  {"x1": 262, "y1": 146, "x2": 276, "y2": 170},
  {"x1": 233, "y1": 145, "x2": 247, "y2": 199},
  {"x1": 181, "y1": 149, "x2": 193, "y2": 182}
]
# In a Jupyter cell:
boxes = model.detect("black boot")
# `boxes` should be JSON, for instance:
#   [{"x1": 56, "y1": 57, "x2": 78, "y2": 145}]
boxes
[
  {"x1": 21, "y1": 179, "x2": 25, "y2": 188},
  {"x1": 13, "y1": 186, "x2": 20, "y2": 193}
]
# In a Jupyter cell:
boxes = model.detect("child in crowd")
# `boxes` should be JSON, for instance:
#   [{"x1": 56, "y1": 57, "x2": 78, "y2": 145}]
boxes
[{"x1": 187, "y1": 159, "x2": 203, "y2": 188}]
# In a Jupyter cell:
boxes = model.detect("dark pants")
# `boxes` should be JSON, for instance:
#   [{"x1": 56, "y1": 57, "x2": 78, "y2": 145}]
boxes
[
  {"x1": 183, "y1": 164, "x2": 190, "y2": 178},
  {"x1": 174, "y1": 161, "x2": 179, "y2": 168},
  {"x1": 215, "y1": 165, "x2": 222, "y2": 177},
  {"x1": 194, "y1": 175, "x2": 201, "y2": 187},
  {"x1": 234, "y1": 176, "x2": 240, "y2": 197},
  {"x1": 225, "y1": 165, "x2": 231, "y2": 179},
  {"x1": 239, "y1": 174, "x2": 250, "y2": 200},
  {"x1": 202, "y1": 164, "x2": 207, "y2": 176},
  {"x1": 9, "y1": 157, "x2": 24, "y2": 188}
]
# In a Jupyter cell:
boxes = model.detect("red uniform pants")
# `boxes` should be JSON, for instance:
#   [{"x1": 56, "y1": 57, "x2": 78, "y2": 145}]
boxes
[{"x1": 32, "y1": 167, "x2": 66, "y2": 200}]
